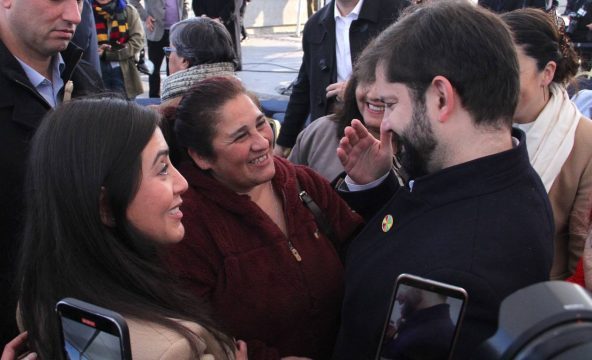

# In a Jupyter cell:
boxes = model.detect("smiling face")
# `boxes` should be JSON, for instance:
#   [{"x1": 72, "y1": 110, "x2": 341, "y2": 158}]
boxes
[
  {"x1": 376, "y1": 65, "x2": 438, "y2": 179},
  {"x1": 3, "y1": 0, "x2": 82, "y2": 60},
  {"x1": 356, "y1": 81, "x2": 385, "y2": 138},
  {"x1": 191, "y1": 94, "x2": 275, "y2": 194},
  {"x1": 126, "y1": 128, "x2": 188, "y2": 244}
]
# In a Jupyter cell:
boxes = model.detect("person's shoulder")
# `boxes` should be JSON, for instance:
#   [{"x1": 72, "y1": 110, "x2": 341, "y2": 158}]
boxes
[
  {"x1": 125, "y1": 3, "x2": 141, "y2": 16},
  {"x1": 71, "y1": 59, "x2": 104, "y2": 94},
  {"x1": 361, "y1": 0, "x2": 410, "y2": 19},
  {"x1": 303, "y1": 2, "x2": 333, "y2": 31},
  {"x1": 576, "y1": 115, "x2": 592, "y2": 141},
  {"x1": 286, "y1": 156, "x2": 335, "y2": 195},
  {"x1": 0, "y1": 40, "x2": 23, "y2": 79},
  {"x1": 373, "y1": 0, "x2": 410, "y2": 11},
  {"x1": 568, "y1": 116, "x2": 592, "y2": 170},
  {"x1": 298, "y1": 115, "x2": 338, "y2": 138},
  {"x1": 127, "y1": 318, "x2": 220, "y2": 360}
]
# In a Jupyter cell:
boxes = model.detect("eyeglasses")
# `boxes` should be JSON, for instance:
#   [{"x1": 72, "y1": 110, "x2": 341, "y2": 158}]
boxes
[{"x1": 163, "y1": 47, "x2": 176, "y2": 58}]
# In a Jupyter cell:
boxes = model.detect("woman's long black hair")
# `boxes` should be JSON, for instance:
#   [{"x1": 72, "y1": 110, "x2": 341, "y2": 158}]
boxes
[{"x1": 17, "y1": 97, "x2": 234, "y2": 359}]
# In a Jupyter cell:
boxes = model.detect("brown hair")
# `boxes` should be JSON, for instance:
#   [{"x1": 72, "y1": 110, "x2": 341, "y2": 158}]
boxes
[
  {"x1": 501, "y1": 8, "x2": 579, "y2": 85},
  {"x1": 174, "y1": 76, "x2": 246, "y2": 159}
]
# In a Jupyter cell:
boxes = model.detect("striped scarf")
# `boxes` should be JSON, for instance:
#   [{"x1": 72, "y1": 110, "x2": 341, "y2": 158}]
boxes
[{"x1": 93, "y1": 0, "x2": 129, "y2": 45}]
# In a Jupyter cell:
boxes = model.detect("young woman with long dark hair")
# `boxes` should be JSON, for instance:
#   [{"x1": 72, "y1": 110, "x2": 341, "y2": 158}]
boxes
[{"x1": 16, "y1": 97, "x2": 245, "y2": 359}]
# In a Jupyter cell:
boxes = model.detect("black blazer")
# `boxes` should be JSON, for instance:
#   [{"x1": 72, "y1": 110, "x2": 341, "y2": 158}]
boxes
[
  {"x1": 277, "y1": 0, "x2": 409, "y2": 148},
  {"x1": 0, "y1": 40, "x2": 103, "y2": 346}
]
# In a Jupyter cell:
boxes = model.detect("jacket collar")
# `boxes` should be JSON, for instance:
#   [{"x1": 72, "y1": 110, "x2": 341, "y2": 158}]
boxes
[
  {"x1": 180, "y1": 156, "x2": 298, "y2": 216},
  {"x1": 59, "y1": 42, "x2": 84, "y2": 83},
  {"x1": 408, "y1": 128, "x2": 538, "y2": 205},
  {"x1": 0, "y1": 38, "x2": 84, "y2": 88},
  {"x1": 318, "y1": 0, "x2": 336, "y2": 25},
  {"x1": 0, "y1": 39, "x2": 33, "y2": 89},
  {"x1": 357, "y1": 0, "x2": 383, "y2": 23}
]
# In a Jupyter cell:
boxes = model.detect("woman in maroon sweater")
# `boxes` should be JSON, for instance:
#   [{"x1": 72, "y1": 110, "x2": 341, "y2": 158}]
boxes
[{"x1": 163, "y1": 76, "x2": 364, "y2": 359}]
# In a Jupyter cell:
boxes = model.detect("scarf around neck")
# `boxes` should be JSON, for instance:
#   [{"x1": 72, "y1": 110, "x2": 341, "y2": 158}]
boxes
[
  {"x1": 513, "y1": 82, "x2": 580, "y2": 192},
  {"x1": 161, "y1": 62, "x2": 236, "y2": 102},
  {"x1": 93, "y1": 0, "x2": 129, "y2": 45}
]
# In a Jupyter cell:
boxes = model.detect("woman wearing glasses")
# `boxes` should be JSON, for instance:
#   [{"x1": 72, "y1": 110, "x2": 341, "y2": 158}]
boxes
[{"x1": 159, "y1": 17, "x2": 237, "y2": 107}]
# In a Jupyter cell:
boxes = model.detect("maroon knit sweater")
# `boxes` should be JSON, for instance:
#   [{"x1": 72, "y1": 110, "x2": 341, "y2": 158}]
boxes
[{"x1": 165, "y1": 157, "x2": 363, "y2": 359}]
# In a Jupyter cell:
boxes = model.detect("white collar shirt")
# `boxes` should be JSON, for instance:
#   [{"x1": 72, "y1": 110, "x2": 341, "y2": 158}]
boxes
[{"x1": 334, "y1": 0, "x2": 364, "y2": 82}]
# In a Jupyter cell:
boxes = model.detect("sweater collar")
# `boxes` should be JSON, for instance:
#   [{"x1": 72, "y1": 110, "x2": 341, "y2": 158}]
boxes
[{"x1": 179, "y1": 157, "x2": 296, "y2": 215}]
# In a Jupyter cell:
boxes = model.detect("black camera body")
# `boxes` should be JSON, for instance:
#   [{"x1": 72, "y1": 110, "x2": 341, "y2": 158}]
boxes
[{"x1": 477, "y1": 281, "x2": 592, "y2": 360}]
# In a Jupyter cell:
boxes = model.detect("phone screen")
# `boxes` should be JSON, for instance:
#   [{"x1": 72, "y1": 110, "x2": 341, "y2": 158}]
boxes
[
  {"x1": 376, "y1": 275, "x2": 467, "y2": 360},
  {"x1": 56, "y1": 298, "x2": 130, "y2": 360},
  {"x1": 59, "y1": 315, "x2": 123, "y2": 360}
]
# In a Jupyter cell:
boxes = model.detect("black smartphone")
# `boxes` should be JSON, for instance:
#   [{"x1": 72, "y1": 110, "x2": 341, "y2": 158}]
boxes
[
  {"x1": 375, "y1": 274, "x2": 468, "y2": 360},
  {"x1": 55, "y1": 298, "x2": 132, "y2": 360}
]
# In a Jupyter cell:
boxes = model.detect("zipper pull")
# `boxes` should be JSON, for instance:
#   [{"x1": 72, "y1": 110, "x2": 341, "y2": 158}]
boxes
[{"x1": 289, "y1": 242, "x2": 302, "y2": 262}]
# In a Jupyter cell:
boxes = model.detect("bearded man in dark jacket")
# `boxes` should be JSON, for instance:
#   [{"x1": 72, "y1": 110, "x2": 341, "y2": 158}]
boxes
[{"x1": 333, "y1": 2, "x2": 553, "y2": 359}]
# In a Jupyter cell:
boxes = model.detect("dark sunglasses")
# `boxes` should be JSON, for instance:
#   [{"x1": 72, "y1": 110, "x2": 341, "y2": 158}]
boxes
[{"x1": 163, "y1": 47, "x2": 176, "y2": 58}]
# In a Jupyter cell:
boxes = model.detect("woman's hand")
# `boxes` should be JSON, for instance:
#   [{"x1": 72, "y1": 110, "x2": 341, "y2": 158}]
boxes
[
  {"x1": 98, "y1": 44, "x2": 111, "y2": 57},
  {"x1": 326, "y1": 80, "x2": 348, "y2": 102},
  {"x1": 1, "y1": 332, "x2": 37, "y2": 360},
  {"x1": 145, "y1": 15, "x2": 155, "y2": 32}
]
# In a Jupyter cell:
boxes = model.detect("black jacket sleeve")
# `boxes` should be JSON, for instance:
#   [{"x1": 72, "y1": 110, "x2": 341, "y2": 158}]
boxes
[{"x1": 337, "y1": 171, "x2": 401, "y2": 221}]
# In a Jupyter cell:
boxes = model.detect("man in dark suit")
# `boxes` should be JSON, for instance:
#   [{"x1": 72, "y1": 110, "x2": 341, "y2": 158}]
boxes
[
  {"x1": 0, "y1": 0, "x2": 103, "y2": 346},
  {"x1": 333, "y1": 1, "x2": 553, "y2": 358},
  {"x1": 273, "y1": 0, "x2": 409, "y2": 157}
]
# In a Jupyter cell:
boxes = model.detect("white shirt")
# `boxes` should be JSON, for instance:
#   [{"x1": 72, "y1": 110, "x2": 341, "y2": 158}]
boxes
[
  {"x1": 16, "y1": 55, "x2": 65, "y2": 108},
  {"x1": 334, "y1": 0, "x2": 364, "y2": 82}
]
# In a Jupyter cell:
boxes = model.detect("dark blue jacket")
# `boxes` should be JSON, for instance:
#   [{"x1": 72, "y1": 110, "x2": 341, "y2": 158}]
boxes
[{"x1": 333, "y1": 129, "x2": 554, "y2": 359}]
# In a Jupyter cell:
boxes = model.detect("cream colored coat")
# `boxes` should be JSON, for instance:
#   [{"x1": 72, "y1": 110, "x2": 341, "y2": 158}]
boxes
[
  {"x1": 549, "y1": 116, "x2": 592, "y2": 279},
  {"x1": 127, "y1": 318, "x2": 232, "y2": 360},
  {"x1": 17, "y1": 308, "x2": 232, "y2": 359}
]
